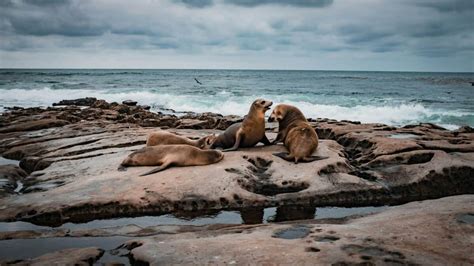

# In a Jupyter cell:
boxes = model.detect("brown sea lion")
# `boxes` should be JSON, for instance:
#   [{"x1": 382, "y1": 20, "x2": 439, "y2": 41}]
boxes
[
  {"x1": 146, "y1": 130, "x2": 216, "y2": 149},
  {"x1": 268, "y1": 104, "x2": 328, "y2": 163},
  {"x1": 120, "y1": 144, "x2": 224, "y2": 176},
  {"x1": 211, "y1": 99, "x2": 273, "y2": 151}
]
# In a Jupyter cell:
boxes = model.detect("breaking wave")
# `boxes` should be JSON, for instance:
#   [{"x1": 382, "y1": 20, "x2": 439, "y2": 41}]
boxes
[{"x1": 1, "y1": 87, "x2": 471, "y2": 130}]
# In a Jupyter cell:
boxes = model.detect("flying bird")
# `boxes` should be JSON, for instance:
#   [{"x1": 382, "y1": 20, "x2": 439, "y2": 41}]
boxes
[{"x1": 194, "y1": 78, "x2": 202, "y2": 85}]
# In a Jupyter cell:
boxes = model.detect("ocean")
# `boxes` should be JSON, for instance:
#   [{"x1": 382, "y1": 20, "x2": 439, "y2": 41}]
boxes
[{"x1": 0, "y1": 69, "x2": 473, "y2": 130}]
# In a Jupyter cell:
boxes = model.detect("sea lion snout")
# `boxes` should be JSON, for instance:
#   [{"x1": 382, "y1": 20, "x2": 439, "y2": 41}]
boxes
[
  {"x1": 268, "y1": 105, "x2": 283, "y2": 122},
  {"x1": 263, "y1": 101, "x2": 273, "y2": 111},
  {"x1": 264, "y1": 101, "x2": 273, "y2": 111},
  {"x1": 253, "y1": 98, "x2": 273, "y2": 111}
]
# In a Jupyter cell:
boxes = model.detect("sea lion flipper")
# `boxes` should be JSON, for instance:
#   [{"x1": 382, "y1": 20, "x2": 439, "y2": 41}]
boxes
[
  {"x1": 272, "y1": 131, "x2": 285, "y2": 144},
  {"x1": 260, "y1": 134, "x2": 271, "y2": 146},
  {"x1": 302, "y1": 156, "x2": 329, "y2": 162},
  {"x1": 223, "y1": 129, "x2": 243, "y2": 152},
  {"x1": 117, "y1": 165, "x2": 127, "y2": 171},
  {"x1": 272, "y1": 152, "x2": 294, "y2": 161},
  {"x1": 140, "y1": 162, "x2": 171, "y2": 176}
]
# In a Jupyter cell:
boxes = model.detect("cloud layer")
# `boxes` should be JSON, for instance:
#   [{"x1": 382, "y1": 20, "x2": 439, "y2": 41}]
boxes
[{"x1": 0, "y1": 0, "x2": 472, "y2": 71}]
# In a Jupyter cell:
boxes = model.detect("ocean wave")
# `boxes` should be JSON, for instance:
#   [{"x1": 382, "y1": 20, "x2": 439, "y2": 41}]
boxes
[
  {"x1": 415, "y1": 77, "x2": 473, "y2": 85},
  {"x1": 0, "y1": 70, "x2": 147, "y2": 77},
  {"x1": 0, "y1": 87, "x2": 471, "y2": 128}
]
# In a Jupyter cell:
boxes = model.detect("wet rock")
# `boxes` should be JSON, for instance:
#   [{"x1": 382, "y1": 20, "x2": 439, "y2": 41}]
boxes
[
  {"x1": 91, "y1": 99, "x2": 111, "y2": 109},
  {"x1": 216, "y1": 115, "x2": 243, "y2": 130},
  {"x1": 19, "y1": 157, "x2": 52, "y2": 173},
  {"x1": 3, "y1": 247, "x2": 104, "y2": 265},
  {"x1": 456, "y1": 125, "x2": 474, "y2": 133},
  {"x1": 0, "y1": 119, "x2": 70, "y2": 133},
  {"x1": 0, "y1": 165, "x2": 27, "y2": 180},
  {"x1": 52, "y1": 97, "x2": 97, "y2": 106},
  {"x1": 122, "y1": 100, "x2": 138, "y2": 106},
  {"x1": 177, "y1": 119, "x2": 213, "y2": 129},
  {"x1": 112, "y1": 104, "x2": 130, "y2": 114},
  {"x1": 0, "y1": 165, "x2": 27, "y2": 196},
  {"x1": 128, "y1": 195, "x2": 473, "y2": 265}
]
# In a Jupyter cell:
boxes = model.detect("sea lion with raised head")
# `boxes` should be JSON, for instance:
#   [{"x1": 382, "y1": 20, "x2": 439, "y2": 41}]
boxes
[
  {"x1": 120, "y1": 144, "x2": 224, "y2": 176},
  {"x1": 268, "y1": 104, "x2": 327, "y2": 163},
  {"x1": 146, "y1": 130, "x2": 216, "y2": 149},
  {"x1": 211, "y1": 99, "x2": 273, "y2": 151}
]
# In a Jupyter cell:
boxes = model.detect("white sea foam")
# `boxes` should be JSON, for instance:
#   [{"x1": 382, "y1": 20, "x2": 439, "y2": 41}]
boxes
[{"x1": 0, "y1": 87, "x2": 469, "y2": 129}]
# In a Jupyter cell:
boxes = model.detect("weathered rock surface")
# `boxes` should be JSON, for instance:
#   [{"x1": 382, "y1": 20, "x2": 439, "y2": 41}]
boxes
[
  {"x1": 0, "y1": 196, "x2": 472, "y2": 265},
  {"x1": 2, "y1": 247, "x2": 104, "y2": 265},
  {"x1": 127, "y1": 195, "x2": 473, "y2": 265},
  {"x1": 0, "y1": 99, "x2": 472, "y2": 227}
]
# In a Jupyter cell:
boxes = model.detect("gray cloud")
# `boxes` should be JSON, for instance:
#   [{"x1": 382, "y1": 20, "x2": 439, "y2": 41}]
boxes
[
  {"x1": 338, "y1": 25, "x2": 392, "y2": 44},
  {"x1": 415, "y1": 0, "x2": 474, "y2": 13},
  {"x1": 224, "y1": 0, "x2": 333, "y2": 7},
  {"x1": 0, "y1": 0, "x2": 472, "y2": 71},
  {"x1": 22, "y1": 0, "x2": 72, "y2": 7},
  {"x1": 173, "y1": 0, "x2": 213, "y2": 8},
  {"x1": 0, "y1": 0, "x2": 107, "y2": 36}
]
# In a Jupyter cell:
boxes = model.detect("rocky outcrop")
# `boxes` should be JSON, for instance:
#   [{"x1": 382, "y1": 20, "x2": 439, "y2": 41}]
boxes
[
  {"x1": 127, "y1": 195, "x2": 474, "y2": 265},
  {"x1": 0, "y1": 196, "x2": 472, "y2": 265},
  {"x1": 2, "y1": 247, "x2": 104, "y2": 265},
  {"x1": 0, "y1": 98, "x2": 473, "y2": 264},
  {"x1": 0, "y1": 99, "x2": 472, "y2": 226}
]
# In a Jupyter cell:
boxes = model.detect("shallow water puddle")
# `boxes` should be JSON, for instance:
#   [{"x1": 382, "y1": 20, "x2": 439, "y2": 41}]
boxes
[
  {"x1": 0, "y1": 157, "x2": 20, "y2": 166},
  {"x1": 272, "y1": 225, "x2": 311, "y2": 239},
  {"x1": 457, "y1": 213, "x2": 474, "y2": 224},
  {"x1": 0, "y1": 206, "x2": 386, "y2": 231},
  {"x1": 0, "y1": 236, "x2": 134, "y2": 263},
  {"x1": 0, "y1": 206, "x2": 386, "y2": 264},
  {"x1": 387, "y1": 133, "x2": 420, "y2": 139}
]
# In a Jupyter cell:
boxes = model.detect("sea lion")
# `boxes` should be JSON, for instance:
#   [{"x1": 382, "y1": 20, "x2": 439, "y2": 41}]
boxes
[
  {"x1": 268, "y1": 104, "x2": 327, "y2": 163},
  {"x1": 120, "y1": 144, "x2": 224, "y2": 176},
  {"x1": 211, "y1": 99, "x2": 273, "y2": 151},
  {"x1": 146, "y1": 130, "x2": 216, "y2": 149}
]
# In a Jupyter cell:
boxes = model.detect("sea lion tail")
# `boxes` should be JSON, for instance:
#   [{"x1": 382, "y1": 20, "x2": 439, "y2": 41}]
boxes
[
  {"x1": 139, "y1": 162, "x2": 171, "y2": 176},
  {"x1": 272, "y1": 152, "x2": 294, "y2": 161}
]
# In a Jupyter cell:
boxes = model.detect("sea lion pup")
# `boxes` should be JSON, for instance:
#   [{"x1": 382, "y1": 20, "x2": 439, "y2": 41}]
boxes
[
  {"x1": 268, "y1": 104, "x2": 328, "y2": 163},
  {"x1": 211, "y1": 99, "x2": 273, "y2": 151},
  {"x1": 120, "y1": 144, "x2": 224, "y2": 176},
  {"x1": 146, "y1": 130, "x2": 216, "y2": 149}
]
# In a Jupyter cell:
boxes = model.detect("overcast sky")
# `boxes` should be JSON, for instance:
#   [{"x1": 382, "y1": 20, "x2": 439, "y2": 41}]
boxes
[{"x1": 0, "y1": 0, "x2": 472, "y2": 72}]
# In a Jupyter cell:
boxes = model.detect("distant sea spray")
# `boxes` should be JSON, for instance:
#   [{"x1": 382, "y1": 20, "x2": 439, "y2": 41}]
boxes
[{"x1": 0, "y1": 69, "x2": 473, "y2": 130}]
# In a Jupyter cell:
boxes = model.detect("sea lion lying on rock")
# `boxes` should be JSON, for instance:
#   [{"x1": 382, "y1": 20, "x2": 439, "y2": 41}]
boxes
[
  {"x1": 211, "y1": 99, "x2": 272, "y2": 151},
  {"x1": 120, "y1": 145, "x2": 224, "y2": 176},
  {"x1": 146, "y1": 130, "x2": 216, "y2": 149},
  {"x1": 268, "y1": 104, "x2": 328, "y2": 163}
]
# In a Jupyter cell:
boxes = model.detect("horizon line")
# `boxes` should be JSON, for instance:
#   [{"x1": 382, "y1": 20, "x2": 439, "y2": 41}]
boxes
[{"x1": 1, "y1": 68, "x2": 473, "y2": 74}]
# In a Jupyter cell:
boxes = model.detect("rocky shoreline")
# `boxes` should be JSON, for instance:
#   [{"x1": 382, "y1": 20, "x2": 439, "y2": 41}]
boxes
[{"x1": 0, "y1": 98, "x2": 473, "y2": 265}]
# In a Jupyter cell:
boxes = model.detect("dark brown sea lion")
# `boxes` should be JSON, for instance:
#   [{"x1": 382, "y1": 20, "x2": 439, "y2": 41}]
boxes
[
  {"x1": 268, "y1": 104, "x2": 327, "y2": 163},
  {"x1": 211, "y1": 99, "x2": 273, "y2": 151},
  {"x1": 120, "y1": 144, "x2": 224, "y2": 176},
  {"x1": 146, "y1": 130, "x2": 216, "y2": 149}
]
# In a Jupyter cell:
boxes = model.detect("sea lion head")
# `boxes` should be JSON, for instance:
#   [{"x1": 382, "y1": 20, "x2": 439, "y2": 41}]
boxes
[
  {"x1": 197, "y1": 134, "x2": 217, "y2": 149},
  {"x1": 268, "y1": 104, "x2": 286, "y2": 122},
  {"x1": 251, "y1": 98, "x2": 273, "y2": 113},
  {"x1": 268, "y1": 104, "x2": 307, "y2": 125},
  {"x1": 208, "y1": 149, "x2": 225, "y2": 162}
]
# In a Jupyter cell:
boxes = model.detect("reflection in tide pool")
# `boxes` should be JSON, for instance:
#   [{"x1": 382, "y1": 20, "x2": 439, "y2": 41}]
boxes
[
  {"x1": 0, "y1": 205, "x2": 387, "y2": 264},
  {"x1": 0, "y1": 205, "x2": 387, "y2": 232}
]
